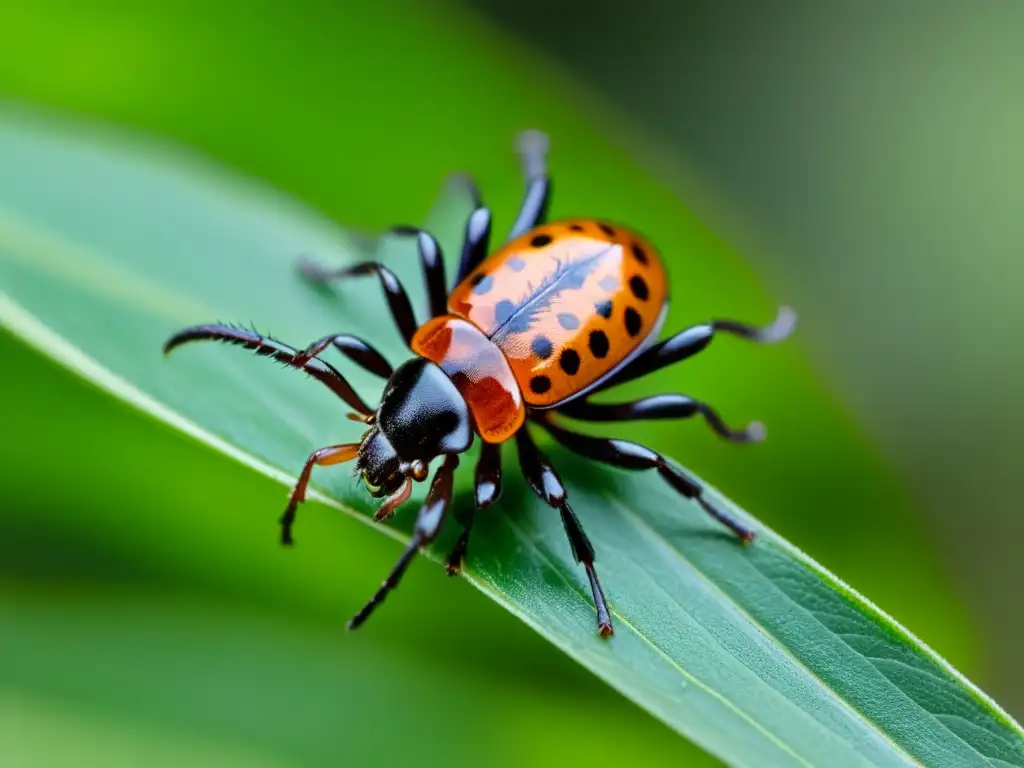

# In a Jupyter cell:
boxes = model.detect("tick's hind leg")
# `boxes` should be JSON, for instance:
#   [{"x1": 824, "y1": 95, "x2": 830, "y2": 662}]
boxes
[
  {"x1": 281, "y1": 443, "x2": 361, "y2": 545},
  {"x1": 445, "y1": 442, "x2": 502, "y2": 575},
  {"x1": 515, "y1": 428, "x2": 613, "y2": 637},
  {"x1": 593, "y1": 306, "x2": 797, "y2": 394},
  {"x1": 536, "y1": 417, "x2": 755, "y2": 543},
  {"x1": 558, "y1": 393, "x2": 765, "y2": 444}
]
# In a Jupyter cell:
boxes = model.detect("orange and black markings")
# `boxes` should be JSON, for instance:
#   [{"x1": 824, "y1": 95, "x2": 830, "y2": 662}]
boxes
[
  {"x1": 163, "y1": 130, "x2": 795, "y2": 640},
  {"x1": 448, "y1": 220, "x2": 667, "y2": 407}
]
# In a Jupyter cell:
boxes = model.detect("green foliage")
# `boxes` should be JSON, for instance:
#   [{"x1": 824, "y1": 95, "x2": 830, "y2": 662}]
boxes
[
  {"x1": 0, "y1": 0, "x2": 977, "y2": 667},
  {"x1": 2, "y1": 108, "x2": 1021, "y2": 767}
]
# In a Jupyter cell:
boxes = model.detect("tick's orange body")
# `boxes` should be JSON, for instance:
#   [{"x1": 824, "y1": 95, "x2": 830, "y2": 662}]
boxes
[
  {"x1": 165, "y1": 131, "x2": 795, "y2": 637},
  {"x1": 413, "y1": 220, "x2": 667, "y2": 443}
]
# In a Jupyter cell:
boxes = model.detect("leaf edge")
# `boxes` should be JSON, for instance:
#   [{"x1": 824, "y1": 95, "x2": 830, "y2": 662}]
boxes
[{"x1": 2, "y1": 289, "x2": 1020, "y2": 757}]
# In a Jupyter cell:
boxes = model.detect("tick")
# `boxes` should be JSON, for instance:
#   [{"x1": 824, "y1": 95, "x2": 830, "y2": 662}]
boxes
[{"x1": 164, "y1": 130, "x2": 796, "y2": 637}]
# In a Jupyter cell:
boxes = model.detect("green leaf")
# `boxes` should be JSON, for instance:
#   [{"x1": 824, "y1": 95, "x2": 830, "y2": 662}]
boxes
[
  {"x1": 0, "y1": 0, "x2": 980, "y2": 673},
  {"x1": 1, "y1": 107, "x2": 1020, "y2": 768}
]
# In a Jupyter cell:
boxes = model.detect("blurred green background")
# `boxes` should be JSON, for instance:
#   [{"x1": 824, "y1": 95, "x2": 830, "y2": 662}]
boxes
[{"x1": 0, "y1": 0, "x2": 1021, "y2": 765}]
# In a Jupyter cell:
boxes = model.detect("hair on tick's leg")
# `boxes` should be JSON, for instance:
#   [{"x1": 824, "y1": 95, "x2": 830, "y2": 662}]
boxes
[{"x1": 163, "y1": 324, "x2": 374, "y2": 414}]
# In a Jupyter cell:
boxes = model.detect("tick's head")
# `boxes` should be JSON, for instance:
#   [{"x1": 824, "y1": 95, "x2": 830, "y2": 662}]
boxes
[{"x1": 355, "y1": 358, "x2": 473, "y2": 518}]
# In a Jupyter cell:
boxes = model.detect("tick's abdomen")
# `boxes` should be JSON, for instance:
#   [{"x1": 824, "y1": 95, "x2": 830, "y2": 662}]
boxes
[{"x1": 447, "y1": 219, "x2": 668, "y2": 407}]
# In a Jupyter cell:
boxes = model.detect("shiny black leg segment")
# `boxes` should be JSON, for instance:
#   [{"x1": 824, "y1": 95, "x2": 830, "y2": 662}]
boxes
[
  {"x1": 455, "y1": 206, "x2": 493, "y2": 285},
  {"x1": 388, "y1": 226, "x2": 450, "y2": 319},
  {"x1": 515, "y1": 428, "x2": 613, "y2": 637},
  {"x1": 508, "y1": 130, "x2": 551, "y2": 240},
  {"x1": 595, "y1": 306, "x2": 797, "y2": 394},
  {"x1": 163, "y1": 324, "x2": 373, "y2": 414},
  {"x1": 447, "y1": 172, "x2": 483, "y2": 208},
  {"x1": 445, "y1": 441, "x2": 502, "y2": 575},
  {"x1": 537, "y1": 418, "x2": 755, "y2": 543},
  {"x1": 298, "y1": 260, "x2": 419, "y2": 346},
  {"x1": 559, "y1": 394, "x2": 765, "y2": 443},
  {"x1": 293, "y1": 332, "x2": 393, "y2": 379},
  {"x1": 348, "y1": 454, "x2": 460, "y2": 630}
]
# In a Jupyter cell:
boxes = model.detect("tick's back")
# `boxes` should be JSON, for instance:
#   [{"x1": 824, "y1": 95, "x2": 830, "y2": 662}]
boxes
[{"x1": 448, "y1": 219, "x2": 668, "y2": 407}]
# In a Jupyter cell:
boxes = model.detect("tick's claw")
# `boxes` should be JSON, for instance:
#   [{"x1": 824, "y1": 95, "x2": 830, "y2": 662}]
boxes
[
  {"x1": 279, "y1": 513, "x2": 296, "y2": 546},
  {"x1": 598, "y1": 622, "x2": 614, "y2": 638},
  {"x1": 444, "y1": 559, "x2": 462, "y2": 577},
  {"x1": 745, "y1": 421, "x2": 767, "y2": 443}
]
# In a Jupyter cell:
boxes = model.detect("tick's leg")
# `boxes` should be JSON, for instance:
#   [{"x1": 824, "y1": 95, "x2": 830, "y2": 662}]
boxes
[
  {"x1": 507, "y1": 130, "x2": 551, "y2": 240},
  {"x1": 594, "y1": 306, "x2": 797, "y2": 394},
  {"x1": 559, "y1": 394, "x2": 765, "y2": 443},
  {"x1": 448, "y1": 169, "x2": 492, "y2": 284},
  {"x1": 536, "y1": 417, "x2": 755, "y2": 543},
  {"x1": 454, "y1": 206, "x2": 493, "y2": 285},
  {"x1": 515, "y1": 428, "x2": 613, "y2": 637},
  {"x1": 297, "y1": 260, "x2": 419, "y2": 346},
  {"x1": 445, "y1": 441, "x2": 502, "y2": 575},
  {"x1": 164, "y1": 324, "x2": 373, "y2": 414},
  {"x1": 280, "y1": 443, "x2": 361, "y2": 545},
  {"x1": 294, "y1": 332, "x2": 393, "y2": 379},
  {"x1": 386, "y1": 227, "x2": 450, "y2": 318},
  {"x1": 348, "y1": 454, "x2": 460, "y2": 629}
]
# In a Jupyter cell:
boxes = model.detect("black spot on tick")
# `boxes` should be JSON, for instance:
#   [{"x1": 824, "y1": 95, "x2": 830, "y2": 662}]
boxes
[
  {"x1": 559, "y1": 349, "x2": 581, "y2": 375},
  {"x1": 557, "y1": 313, "x2": 580, "y2": 330},
  {"x1": 531, "y1": 335, "x2": 553, "y2": 359},
  {"x1": 589, "y1": 330, "x2": 609, "y2": 358},
  {"x1": 595, "y1": 299, "x2": 613, "y2": 319},
  {"x1": 629, "y1": 275, "x2": 649, "y2": 301},
  {"x1": 625, "y1": 307, "x2": 643, "y2": 337},
  {"x1": 530, "y1": 375, "x2": 551, "y2": 394},
  {"x1": 471, "y1": 274, "x2": 493, "y2": 296},
  {"x1": 507, "y1": 258, "x2": 527, "y2": 272},
  {"x1": 599, "y1": 275, "x2": 618, "y2": 292},
  {"x1": 631, "y1": 242, "x2": 649, "y2": 265},
  {"x1": 530, "y1": 234, "x2": 552, "y2": 248},
  {"x1": 569, "y1": 223, "x2": 584, "y2": 232},
  {"x1": 598, "y1": 223, "x2": 616, "y2": 237},
  {"x1": 494, "y1": 299, "x2": 516, "y2": 325}
]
